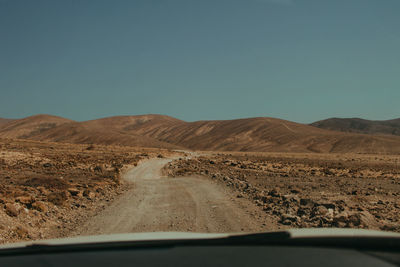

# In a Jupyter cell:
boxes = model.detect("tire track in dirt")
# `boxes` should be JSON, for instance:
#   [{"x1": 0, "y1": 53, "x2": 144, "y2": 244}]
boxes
[{"x1": 75, "y1": 158, "x2": 270, "y2": 235}]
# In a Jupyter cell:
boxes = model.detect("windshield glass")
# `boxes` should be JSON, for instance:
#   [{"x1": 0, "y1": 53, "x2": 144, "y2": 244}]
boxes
[{"x1": 0, "y1": 0, "x2": 399, "y2": 244}]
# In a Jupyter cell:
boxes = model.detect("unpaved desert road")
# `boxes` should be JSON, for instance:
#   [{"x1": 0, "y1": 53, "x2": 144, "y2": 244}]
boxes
[{"x1": 75, "y1": 158, "x2": 268, "y2": 235}]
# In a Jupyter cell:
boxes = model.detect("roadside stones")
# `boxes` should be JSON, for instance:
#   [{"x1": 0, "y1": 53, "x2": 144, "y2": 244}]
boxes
[
  {"x1": 47, "y1": 191, "x2": 69, "y2": 206},
  {"x1": 319, "y1": 203, "x2": 336, "y2": 210},
  {"x1": 313, "y1": 205, "x2": 329, "y2": 216},
  {"x1": 93, "y1": 165, "x2": 103, "y2": 172},
  {"x1": 5, "y1": 203, "x2": 19, "y2": 217},
  {"x1": 14, "y1": 226, "x2": 29, "y2": 238},
  {"x1": 290, "y1": 187, "x2": 301, "y2": 194},
  {"x1": 331, "y1": 211, "x2": 379, "y2": 228},
  {"x1": 282, "y1": 194, "x2": 300, "y2": 203},
  {"x1": 15, "y1": 196, "x2": 35, "y2": 206},
  {"x1": 300, "y1": 198, "x2": 314, "y2": 207},
  {"x1": 67, "y1": 188, "x2": 78, "y2": 196},
  {"x1": 83, "y1": 189, "x2": 95, "y2": 199},
  {"x1": 268, "y1": 188, "x2": 280, "y2": 197},
  {"x1": 31, "y1": 201, "x2": 48, "y2": 213},
  {"x1": 165, "y1": 155, "x2": 400, "y2": 231},
  {"x1": 280, "y1": 214, "x2": 299, "y2": 225}
]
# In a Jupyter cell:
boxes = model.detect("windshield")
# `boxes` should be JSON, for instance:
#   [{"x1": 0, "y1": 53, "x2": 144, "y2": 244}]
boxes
[{"x1": 0, "y1": 0, "x2": 399, "y2": 245}]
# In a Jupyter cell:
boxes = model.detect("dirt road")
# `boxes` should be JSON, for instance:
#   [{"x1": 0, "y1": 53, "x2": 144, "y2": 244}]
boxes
[{"x1": 75, "y1": 158, "x2": 270, "y2": 235}]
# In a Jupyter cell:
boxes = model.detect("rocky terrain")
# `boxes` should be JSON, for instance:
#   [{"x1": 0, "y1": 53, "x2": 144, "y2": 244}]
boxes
[
  {"x1": 163, "y1": 152, "x2": 400, "y2": 232},
  {"x1": 0, "y1": 138, "x2": 176, "y2": 244},
  {"x1": 2, "y1": 113, "x2": 400, "y2": 244}
]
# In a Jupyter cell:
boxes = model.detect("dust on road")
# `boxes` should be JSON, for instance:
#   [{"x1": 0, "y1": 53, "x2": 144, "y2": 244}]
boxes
[{"x1": 75, "y1": 158, "x2": 270, "y2": 235}]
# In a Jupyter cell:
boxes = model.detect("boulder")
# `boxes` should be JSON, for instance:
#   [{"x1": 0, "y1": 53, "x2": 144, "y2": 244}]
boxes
[
  {"x1": 333, "y1": 211, "x2": 379, "y2": 228},
  {"x1": 68, "y1": 188, "x2": 80, "y2": 197},
  {"x1": 280, "y1": 214, "x2": 299, "y2": 225},
  {"x1": 319, "y1": 203, "x2": 336, "y2": 210},
  {"x1": 4, "y1": 203, "x2": 19, "y2": 217},
  {"x1": 31, "y1": 201, "x2": 48, "y2": 213},
  {"x1": 313, "y1": 205, "x2": 329, "y2": 217},
  {"x1": 356, "y1": 211, "x2": 381, "y2": 228},
  {"x1": 333, "y1": 212, "x2": 350, "y2": 227},
  {"x1": 268, "y1": 188, "x2": 281, "y2": 198},
  {"x1": 93, "y1": 165, "x2": 103, "y2": 172},
  {"x1": 14, "y1": 226, "x2": 29, "y2": 238},
  {"x1": 300, "y1": 198, "x2": 314, "y2": 208},
  {"x1": 290, "y1": 187, "x2": 301, "y2": 194},
  {"x1": 15, "y1": 196, "x2": 35, "y2": 205},
  {"x1": 83, "y1": 189, "x2": 95, "y2": 199}
]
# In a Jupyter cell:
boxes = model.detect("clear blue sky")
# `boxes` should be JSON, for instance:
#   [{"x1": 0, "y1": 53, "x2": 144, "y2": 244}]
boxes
[{"x1": 1, "y1": 0, "x2": 399, "y2": 123}]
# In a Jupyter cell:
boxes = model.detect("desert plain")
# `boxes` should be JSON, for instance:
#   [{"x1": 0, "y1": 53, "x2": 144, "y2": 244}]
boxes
[{"x1": 0, "y1": 114, "x2": 399, "y2": 244}]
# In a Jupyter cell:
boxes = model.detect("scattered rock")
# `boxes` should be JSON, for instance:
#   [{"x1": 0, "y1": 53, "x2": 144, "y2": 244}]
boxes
[
  {"x1": 86, "y1": 144, "x2": 95, "y2": 150},
  {"x1": 68, "y1": 188, "x2": 80, "y2": 197},
  {"x1": 47, "y1": 191, "x2": 68, "y2": 206},
  {"x1": 5, "y1": 203, "x2": 19, "y2": 217},
  {"x1": 14, "y1": 226, "x2": 29, "y2": 238},
  {"x1": 268, "y1": 188, "x2": 280, "y2": 198},
  {"x1": 300, "y1": 198, "x2": 314, "y2": 208},
  {"x1": 319, "y1": 203, "x2": 336, "y2": 210},
  {"x1": 43, "y1": 163, "x2": 52, "y2": 168},
  {"x1": 83, "y1": 189, "x2": 95, "y2": 199},
  {"x1": 94, "y1": 165, "x2": 103, "y2": 172},
  {"x1": 15, "y1": 196, "x2": 35, "y2": 206},
  {"x1": 280, "y1": 214, "x2": 299, "y2": 225},
  {"x1": 313, "y1": 205, "x2": 329, "y2": 216},
  {"x1": 290, "y1": 187, "x2": 301, "y2": 194},
  {"x1": 31, "y1": 201, "x2": 48, "y2": 213}
]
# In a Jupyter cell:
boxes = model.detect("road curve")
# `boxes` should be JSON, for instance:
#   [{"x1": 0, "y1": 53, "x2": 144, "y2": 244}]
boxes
[{"x1": 75, "y1": 158, "x2": 267, "y2": 235}]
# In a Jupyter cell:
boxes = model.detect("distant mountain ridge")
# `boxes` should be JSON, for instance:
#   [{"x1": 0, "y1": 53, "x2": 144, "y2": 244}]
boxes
[
  {"x1": 311, "y1": 118, "x2": 400, "y2": 136},
  {"x1": 1, "y1": 114, "x2": 400, "y2": 154}
]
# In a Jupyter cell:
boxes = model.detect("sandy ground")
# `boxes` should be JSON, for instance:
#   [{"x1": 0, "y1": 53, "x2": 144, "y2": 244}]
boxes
[{"x1": 74, "y1": 158, "x2": 272, "y2": 235}]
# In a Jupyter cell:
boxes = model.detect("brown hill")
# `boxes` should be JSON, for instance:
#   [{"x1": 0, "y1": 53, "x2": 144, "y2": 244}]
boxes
[
  {"x1": 2, "y1": 114, "x2": 400, "y2": 154},
  {"x1": 0, "y1": 114, "x2": 181, "y2": 149},
  {"x1": 75, "y1": 115, "x2": 400, "y2": 154},
  {"x1": 29, "y1": 121, "x2": 181, "y2": 149},
  {"x1": 0, "y1": 118, "x2": 13, "y2": 127},
  {"x1": 114, "y1": 116, "x2": 400, "y2": 153},
  {"x1": 80, "y1": 114, "x2": 185, "y2": 134},
  {"x1": 0, "y1": 114, "x2": 74, "y2": 139},
  {"x1": 311, "y1": 118, "x2": 400, "y2": 136}
]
